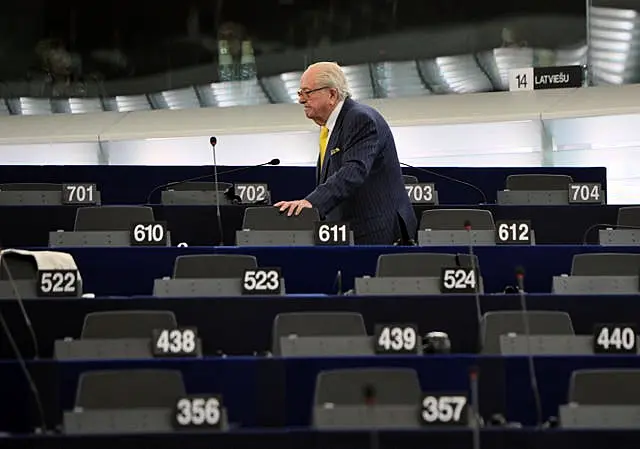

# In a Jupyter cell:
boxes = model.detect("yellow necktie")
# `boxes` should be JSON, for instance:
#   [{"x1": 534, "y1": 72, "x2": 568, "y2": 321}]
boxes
[{"x1": 319, "y1": 126, "x2": 329, "y2": 168}]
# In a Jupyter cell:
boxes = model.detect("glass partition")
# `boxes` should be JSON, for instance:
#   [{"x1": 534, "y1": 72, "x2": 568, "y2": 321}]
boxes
[
  {"x1": 0, "y1": 0, "x2": 596, "y2": 113},
  {"x1": 589, "y1": 0, "x2": 640, "y2": 85}
]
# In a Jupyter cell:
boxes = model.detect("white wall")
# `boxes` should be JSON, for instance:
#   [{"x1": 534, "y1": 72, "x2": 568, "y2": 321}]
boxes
[{"x1": 0, "y1": 84, "x2": 640, "y2": 203}]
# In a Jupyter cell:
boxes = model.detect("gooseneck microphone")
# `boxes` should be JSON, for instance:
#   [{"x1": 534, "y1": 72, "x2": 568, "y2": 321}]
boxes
[
  {"x1": 144, "y1": 159, "x2": 281, "y2": 204},
  {"x1": 0, "y1": 252, "x2": 39, "y2": 359},
  {"x1": 469, "y1": 367, "x2": 481, "y2": 449},
  {"x1": 516, "y1": 266, "x2": 543, "y2": 426},
  {"x1": 210, "y1": 137, "x2": 225, "y2": 246},
  {"x1": 464, "y1": 220, "x2": 483, "y2": 352},
  {"x1": 465, "y1": 222, "x2": 483, "y2": 446},
  {"x1": 334, "y1": 270, "x2": 343, "y2": 295},
  {"x1": 581, "y1": 223, "x2": 640, "y2": 244},
  {"x1": 0, "y1": 251, "x2": 47, "y2": 433},
  {"x1": 363, "y1": 384, "x2": 379, "y2": 449},
  {"x1": 400, "y1": 162, "x2": 488, "y2": 204},
  {"x1": 363, "y1": 384, "x2": 376, "y2": 406}
]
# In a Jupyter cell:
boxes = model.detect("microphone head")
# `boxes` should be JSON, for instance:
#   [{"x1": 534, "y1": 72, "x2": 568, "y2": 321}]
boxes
[
  {"x1": 209, "y1": 136, "x2": 217, "y2": 146},
  {"x1": 515, "y1": 266, "x2": 525, "y2": 278},
  {"x1": 269, "y1": 158, "x2": 280, "y2": 166},
  {"x1": 464, "y1": 219, "x2": 472, "y2": 230},
  {"x1": 363, "y1": 384, "x2": 376, "y2": 405}
]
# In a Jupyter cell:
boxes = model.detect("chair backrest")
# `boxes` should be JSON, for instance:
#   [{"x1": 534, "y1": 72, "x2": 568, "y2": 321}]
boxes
[
  {"x1": 617, "y1": 206, "x2": 640, "y2": 227},
  {"x1": 571, "y1": 253, "x2": 640, "y2": 276},
  {"x1": 402, "y1": 175, "x2": 419, "y2": 185},
  {"x1": 420, "y1": 209, "x2": 495, "y2": 230},
  {"x1": 272, "y1": 312, "x2": 366, "y2": 355},
  {"x1": 242, "y1": 207, "x2": 320, "y2": 230},
  {"x1": 74, "y1": 206, "x2": 155, "y2": 231},
  {"x1": 505, "y1": 174, "x2": 573, "y2": 191},
  {"x1": 168, "y1": 182, "x2": 233, "y2": 191},
  {"x1": 481, "y1": 311, "x2": 574, "y2": 354},
  {"x1": 569, "y1": 369, "x2": 640, "y2": 405},
  {"x1": 376, "y1": 253, "x2": 479, "y2": 277},
  {"x1": 0, "y1": 252, "x2": 39, "y2": 280},
  {"x1": 75, "y1": 370, "x2": 186, "y2": 409},
  {"x1": 173, "y1": 254, "x2": 257, "y2": 278},
  {"x1": 81, "y1": 311, "x2": 177, "y2": 339},
  {"x1": 0, "y1": 183, "x2": 61, "y2": 191},
  {"x1": 314, "y1": 368, "x2": 421, "y2": 406}
]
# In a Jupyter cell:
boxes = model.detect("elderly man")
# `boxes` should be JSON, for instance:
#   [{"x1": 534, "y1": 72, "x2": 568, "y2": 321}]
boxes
[{"x1": 275, "y1": 61, "x2": 417, "y2": 245}]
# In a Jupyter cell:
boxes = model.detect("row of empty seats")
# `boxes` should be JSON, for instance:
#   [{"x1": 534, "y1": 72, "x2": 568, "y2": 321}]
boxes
[
  {"x1": 38, "y1": 204, "x2": 640, "y2": 247},
  {"x1": 61, "y1": 365, "x2": 640, "y2": 433},
  {"x1": 0, "y1": 173, "x2": 605, "y2": 207},
  {"x1": 2, "y1": 250, "x2": 639, "y2": 298},
  {"x1": 50, "y1": 308, "x2": 633, "y2": 358},
  {"x1": 54, "y1": 204, "x2": 640, "y2": 230}
]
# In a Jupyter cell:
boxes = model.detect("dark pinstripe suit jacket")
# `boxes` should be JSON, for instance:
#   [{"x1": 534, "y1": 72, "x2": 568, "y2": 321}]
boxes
[{"x1": 305, "y1": 98, "x2": 417, "y2": 245}]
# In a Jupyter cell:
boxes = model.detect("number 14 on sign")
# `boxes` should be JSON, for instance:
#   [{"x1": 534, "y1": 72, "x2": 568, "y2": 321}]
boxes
[{"x1": 509, "y1": 68, "x2": 534, "y2": 91}]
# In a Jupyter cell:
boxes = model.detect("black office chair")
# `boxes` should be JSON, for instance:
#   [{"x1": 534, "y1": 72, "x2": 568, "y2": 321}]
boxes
[
  {"x1": 169, "y1": 182, "x2": 232, "y2": 191},
  {"x1": 173, "y1": 254, "x2": 258, "y2": 278},
  {"x1": 242, "y1": 207, "x2": 320, "y2": 230},
  {"x1": 617, "y1": 207, "x2": 640, "y2": 227},
  {"x1": 0, "y1": 183, "x2": 61, "y2": 191},
  {"x1": 74, "y1": 370, "x2": 186, "y2": 409},
  {"x1": 376, "y1": 253, "x2": 479, "y2": 277},
  {"x1": 81, "y1": 311, "x2": 178, "y2": 339},
  {"x1": 272, "y1": 312, "x2": 366, "y2": 355},
  {"x1": 419, "y1": 209, "x2": 495, "y2": 230},
  {"x1": 505, "y1": 174, "x2": 573, "y2": 191},
  {"x1": 74, "y1": 206, "x2": 155, "y2": 231},
  {"x1": 402, "y1": 175, "x2": 419, "y2": 184},
  {"x1": 571, "y1": 253, "x2": 640, "y2": 276},
  {"x1": 481, "y1": 311, "x2": 574, "y2": 354}
]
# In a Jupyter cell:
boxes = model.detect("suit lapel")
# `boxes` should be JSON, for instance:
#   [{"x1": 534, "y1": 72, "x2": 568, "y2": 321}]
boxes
[{"x1": 319, "y1": 99, "x2": 352, "y2": 184}]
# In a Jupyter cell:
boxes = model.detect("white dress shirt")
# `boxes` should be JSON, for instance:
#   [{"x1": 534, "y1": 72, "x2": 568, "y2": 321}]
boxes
[{"x1": 323, "y1": 100, "x2": 345, "y2": 141}]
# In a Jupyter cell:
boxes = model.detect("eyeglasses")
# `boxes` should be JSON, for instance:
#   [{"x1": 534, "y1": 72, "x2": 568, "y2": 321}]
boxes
[{"x1": 297, "y1": 86, "x2": 329, "y2": 98}]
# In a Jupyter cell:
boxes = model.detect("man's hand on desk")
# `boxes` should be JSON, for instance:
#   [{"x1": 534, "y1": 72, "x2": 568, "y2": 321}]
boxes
[{"x1": 274, "y1": 199, "x2": 312, "y2": 216}]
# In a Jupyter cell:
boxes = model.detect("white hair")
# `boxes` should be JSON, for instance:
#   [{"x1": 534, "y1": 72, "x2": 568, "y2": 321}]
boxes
[{"x1": 307, "y1": 61, "x2": 351, "y2": 100}]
